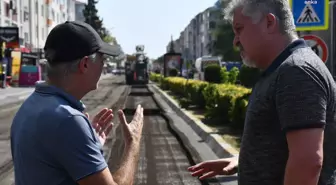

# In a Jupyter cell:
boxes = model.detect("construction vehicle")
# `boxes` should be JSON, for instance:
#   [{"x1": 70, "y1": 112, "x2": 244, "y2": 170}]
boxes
[{"x1": 125, "y1": 45, "x2": 149, "y2": 85}]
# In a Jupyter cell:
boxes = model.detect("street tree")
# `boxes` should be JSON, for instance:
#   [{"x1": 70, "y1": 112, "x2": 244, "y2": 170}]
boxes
[
  {"x1": 155, "y1": 55, "x2": 164, "y2": 64},
  {"x1": 211, "y1": 0, "x2": 241, "y2": 61},
  {"x1": 83, "y1": 0, "x2": 104, "y2": 38},
  {"x1": 101, "y1": 27, "x2": 117, "y2": 44},
  {"x1": 212, "y1": 21, "x2": 240, "y2": 61}
]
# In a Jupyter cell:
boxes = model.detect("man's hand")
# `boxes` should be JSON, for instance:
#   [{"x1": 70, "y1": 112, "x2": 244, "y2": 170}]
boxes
[
  {"x1": 188, "y1": 157, "x2": 238, "y2": 180},
  {"x1": 118, "y1": 104, "x2": 144, "y2": 146},
  {"x1": 85, "y1": 108, "x2": 113, "y2": 146}
]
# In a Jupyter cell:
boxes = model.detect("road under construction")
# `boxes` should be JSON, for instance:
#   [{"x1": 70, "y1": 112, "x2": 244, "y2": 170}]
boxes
[{"x1": 0, "y1": 75, "x2": 238, "y2": 185}]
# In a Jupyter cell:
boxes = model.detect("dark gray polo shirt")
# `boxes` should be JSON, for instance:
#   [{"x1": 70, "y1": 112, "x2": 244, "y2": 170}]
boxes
[
  {"x1": 11, "y1": 82, "x2": 107, "y2": 185},
  {"x1": 238, "y1": 39, "x2": 336, "y2": 185}
]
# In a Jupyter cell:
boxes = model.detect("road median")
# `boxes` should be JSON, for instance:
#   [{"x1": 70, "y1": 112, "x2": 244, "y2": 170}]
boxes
[{"x1": 151, "y1": 83, "x2": 239, "y2": 158}]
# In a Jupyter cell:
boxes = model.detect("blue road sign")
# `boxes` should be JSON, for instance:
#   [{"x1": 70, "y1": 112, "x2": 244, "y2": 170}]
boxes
[{"x1": 289, "y1": 0, "x2": 329, "y2": 31}]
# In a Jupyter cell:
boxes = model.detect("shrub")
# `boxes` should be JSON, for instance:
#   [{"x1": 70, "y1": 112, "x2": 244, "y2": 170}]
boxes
[
  {"x1": 204, "y1": 64, "x2": 222, "y2": 83},
  {"x1": 153, "y1": 75, "x2": 251, "y2": 130},
  {"x1": 230, "y1": 92, "x2": 251, "y2": 129},
  {"x1": 169, "y1": 68, "x2": 178, "y2": 77},
  {"x1": 228, "y1": 67, "x2": 239, "y2": 84},
  {"x1": 149, "y1": 73, "x2": 162, "y2": 82},
  {"x1": 220, "y1": 67, "x2": 229, "y2": 83},
  {"x1": 238, "y1": 65, "x2": 261, "y2": 88},
  {"x1": 154, "y1": 69, "x2": 161, "y2": 74},
  {"x1": 203, "y1": 84, "x2": 248, "y2": 123},
  {"x1": 178, "y1": 97, "x2": 191, "y2": 109},
  {"x1": 189, "y1": 81, "x2": 208, "y2": 108}
]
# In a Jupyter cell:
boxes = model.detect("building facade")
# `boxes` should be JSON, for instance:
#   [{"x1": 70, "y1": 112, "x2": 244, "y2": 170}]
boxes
[
  {"x1": 0, "y1": 0, "x2": 25, "y2": 46},
  {"x1": 166, "y1": 4, "x2": 221, "y2": 62},
  {"x1": 0, "y1": 0, "x2": 80, "y2": 50},
  {"x1": 74, "y1": 0, "x2": 87, "y2": 22}
]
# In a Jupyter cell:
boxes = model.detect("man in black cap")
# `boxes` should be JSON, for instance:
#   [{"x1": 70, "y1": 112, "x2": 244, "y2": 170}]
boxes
[{"x1": 11, "y1": 21, "x2": 144, "y2": 185}]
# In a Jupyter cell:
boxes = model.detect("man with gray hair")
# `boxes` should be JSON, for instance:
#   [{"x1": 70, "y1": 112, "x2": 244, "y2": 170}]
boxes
[
  {"x1": 11, "y1": 21, "x2": 144, "y2": 185},
  {"x1": 188, "y1": 0, "x2": 336, "y2": 184}
]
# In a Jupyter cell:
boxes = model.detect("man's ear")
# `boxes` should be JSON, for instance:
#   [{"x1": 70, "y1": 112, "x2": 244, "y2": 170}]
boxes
[
  {"x1": 78, "y1": 57, "x2": 89, "y2": 74},
  {"x1": 265, "y1": 13, "x2": 277, "y2": 34}
]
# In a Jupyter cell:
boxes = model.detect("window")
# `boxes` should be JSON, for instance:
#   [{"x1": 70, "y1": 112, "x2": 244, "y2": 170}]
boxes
[
  {"x1": 209, "y1": 21, "x2": 216, "y2": 29},
  {"x1": 36, "y1": 25, "x2": 38, "y2": 39},
  {"x1": 41, "y1": 5, "x2": 44, "y2": 16},
  {"x1": 24, "y1": 32, "x2": 29, "y2": 42},
  {"x1": 35, "y1": 1, "x2": 38, "y2": 14},
  {"x1": 52, "y1": 9, "x2": 55, "y2": 20},
  {"x1": 5, "y1": 2, "x2": 9, "y2": 17},
  {"x1": 41, "y1": 28, "x2": 44, "y2": 40},
  {"x1": 21, "y1": 57, "x2": 36, "y2": 66}
]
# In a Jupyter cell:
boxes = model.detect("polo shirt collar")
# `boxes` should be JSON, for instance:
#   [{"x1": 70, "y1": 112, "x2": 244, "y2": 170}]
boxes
[
  {"x1": 35, "y1": 81, "x2": 86, "y2": 111},
  {"x1": 261, "y1": 39, "x2": 308, "y2": 77}
]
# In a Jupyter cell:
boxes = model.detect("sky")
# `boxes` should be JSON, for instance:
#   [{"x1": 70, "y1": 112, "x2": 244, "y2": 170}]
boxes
[{"x1": 96, "y1": 0, "x2": 218, "y2": 59}]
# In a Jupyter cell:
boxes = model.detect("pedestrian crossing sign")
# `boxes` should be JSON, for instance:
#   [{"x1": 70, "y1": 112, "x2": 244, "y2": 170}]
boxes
[
  {"x1": 297, "y1": 3, "x2": 320, "y2": 23},
  {"x1": 289, "y1": 0, "x2": 329, "y2": 31}
]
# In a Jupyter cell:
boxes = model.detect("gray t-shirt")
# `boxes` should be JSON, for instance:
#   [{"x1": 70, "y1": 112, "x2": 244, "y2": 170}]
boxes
[{"x1": 238, "y1": 39, "x2": 336, "y2": 185}]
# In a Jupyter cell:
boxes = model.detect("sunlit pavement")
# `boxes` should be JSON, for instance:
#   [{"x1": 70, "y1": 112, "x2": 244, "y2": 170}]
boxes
[
  {"x1": 0, "y1": 73, "x2": 115, "y2": 108},
  {"x1": 0, "y1": 75, "x2": 125, "y2": 184}
]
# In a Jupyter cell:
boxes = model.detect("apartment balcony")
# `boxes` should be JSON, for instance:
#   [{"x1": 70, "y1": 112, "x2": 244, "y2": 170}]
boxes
[{"x1": 47, "y1": 19, "x2": 53, "y2": 26}]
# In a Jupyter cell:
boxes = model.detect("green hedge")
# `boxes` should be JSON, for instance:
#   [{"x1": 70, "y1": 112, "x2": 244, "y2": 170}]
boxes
[
  {"x1": 204, "y1": 64, "x2": 222, "y2": 83},
  {"x1": 150, "y1": 73, "x2": 251, "y2": 130},
  {"x1": 238, "y1": 65, "x2": 261, "y2": 87}
]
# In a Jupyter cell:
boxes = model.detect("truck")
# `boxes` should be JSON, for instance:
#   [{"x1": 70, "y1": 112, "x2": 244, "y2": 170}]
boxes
[{"x1": 125, "y1": 45, "x2": 149, "y2": 85}]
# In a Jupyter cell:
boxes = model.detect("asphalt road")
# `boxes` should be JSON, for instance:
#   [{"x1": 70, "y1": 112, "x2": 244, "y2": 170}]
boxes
[
  {"x1": 135, "y1": 115, "x2": 202, "y2": 185},
  {"x1": 0, "y1": 75, "x2": 125, "y2": 185},
  {"x1": 0, "y1": 76, "x2": 237, "y2": 185},
  {"x1": 0, "y1": 88, "x2": 34, "y2": 108},
  {"x1": 108, "y1": 86, "x2": 204, "y2": 185},
  {"x1": 0, "y1": 73, "x2": 116, "y2": 109}
]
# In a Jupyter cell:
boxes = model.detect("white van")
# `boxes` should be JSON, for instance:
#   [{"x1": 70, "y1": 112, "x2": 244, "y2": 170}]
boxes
[{"x1": 194, "y1": 56, "x2": 222, "y2": 81}]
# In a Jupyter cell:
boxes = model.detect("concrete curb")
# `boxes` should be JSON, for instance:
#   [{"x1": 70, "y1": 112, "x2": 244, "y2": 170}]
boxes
[
  {"x1": 150, "y1": 82, "x2": 239, "y2": 158},
  {"x1": 149, "y1": 89, "x2": 238, "y2": 185}
]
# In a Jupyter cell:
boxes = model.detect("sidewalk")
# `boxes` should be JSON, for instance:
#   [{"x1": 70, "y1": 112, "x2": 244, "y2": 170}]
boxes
[
  {"x1": 0, "y1": 73, "x2": 117, "y2": 107},
  {"x1": 0, "y1": 87, "x2": 34, "y2": 108},
  {"x1": 100, "y1": 73, "x2": 114, "y2": 80},
  {"x1": 0, "y1": 87, "x2": 34, "y2": 96}
]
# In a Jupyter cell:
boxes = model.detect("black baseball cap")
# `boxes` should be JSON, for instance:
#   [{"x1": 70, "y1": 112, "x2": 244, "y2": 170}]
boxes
[{"x1": 44, "y1": 21, "x2": 121, "y2": 64}]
